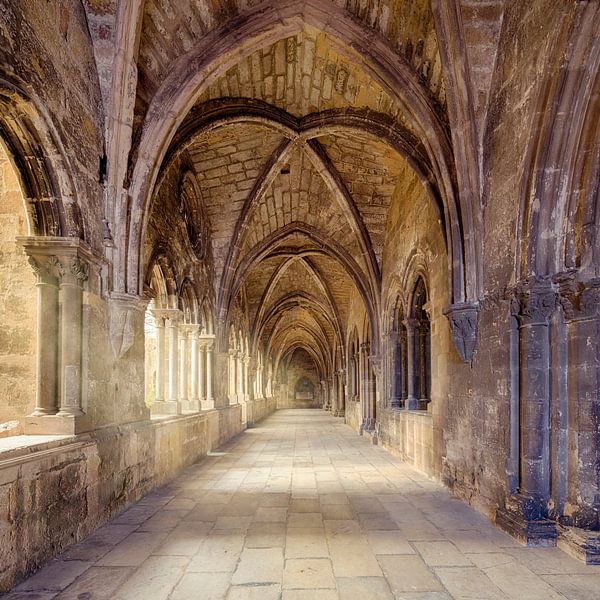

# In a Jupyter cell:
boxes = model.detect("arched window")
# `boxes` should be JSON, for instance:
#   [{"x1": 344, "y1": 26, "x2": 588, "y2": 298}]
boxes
[
  {"x1": 392, "y1": 303, "x2": 408, "y2": 408},
  {"x1": 411, "y1": 277, "x2": 431, "y2": 410}
]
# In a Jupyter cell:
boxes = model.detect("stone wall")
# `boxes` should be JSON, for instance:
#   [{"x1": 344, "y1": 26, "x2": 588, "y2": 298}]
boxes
[
  {"x1": 378, "y1": 408, "x2": 435, "y2": 474},
  {"x1": 0, "y1": 401, "x2": 275, "y2": 592},
  {"x1": 0, "y1": 0, "x2": 105, "y2": 245},
  {"x1": 0, "y1": 147, "x2": 36, "y2": 432},
  {"x1": 277, "y1": 348, "x2": 322, "y2": 409}
]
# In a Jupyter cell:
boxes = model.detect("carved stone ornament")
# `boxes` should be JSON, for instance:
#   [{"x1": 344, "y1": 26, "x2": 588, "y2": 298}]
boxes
[
  {"x1": 70, "y1": 257, "x2": 89, "y2": 282},
  {"x1": 443, "y1": 301, "x2": 479, "y2": 363},
  {"x1": 555, "y1": 274, "x2": 600, "y2": 322},
  {"x1": 28, "y1": 255, "x2": 62, "y2": 280},
  {"x1": 109, "y1": 293, "x2": 145, "y2": 359},
  {"x1": 513, "y1": 277, "x2": 557, "y2": 326}
]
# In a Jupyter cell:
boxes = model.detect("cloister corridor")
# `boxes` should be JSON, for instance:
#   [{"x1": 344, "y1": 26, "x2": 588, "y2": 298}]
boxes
[{"x1": 5, "y1": 410, "x2": 598, "y2": 600}]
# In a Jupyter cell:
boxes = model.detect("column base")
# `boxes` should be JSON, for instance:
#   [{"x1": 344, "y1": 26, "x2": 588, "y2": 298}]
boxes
[
  {"x1": 201, "y1": 398, "x2": 215, "y2": 411},
  {"x1": 151, "y1": 400, "x2": 181, "y2": 415},
  {"x1": 495, "y1": 494, "x2": 557, "y2": 547},
  {"x1": 359, "y1": 418, "x2": 376, "y2": 433},
  {"x1": 180, "y1": 399, "x2": 201, "y2": 412},
  {"x1": 23, "y1": 414, "x2": 91, "y2": 435},
  {"x1": 557, "y1": 524, "x2": 600, "y2": 564},
  {"x1": 333, "y1": 409, "x2": 345, "y2": 417},
  {"x1": 406, "y1": 396, "x2": 419, "y2": 410}
]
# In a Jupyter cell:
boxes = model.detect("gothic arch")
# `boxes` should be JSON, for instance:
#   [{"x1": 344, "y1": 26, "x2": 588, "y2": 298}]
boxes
[
  {"x1": 518, "y1": 4, "x2": 600, "y2": 278},
  {"x1": 0, "y1": 72, "x2": 83, "y2": 239},
  {"x1": 122, "y1": 1, "x2": 473, "y2": 309}
]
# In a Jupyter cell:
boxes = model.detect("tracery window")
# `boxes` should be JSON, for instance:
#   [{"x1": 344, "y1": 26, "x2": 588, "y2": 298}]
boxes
[{"x1": 411, "y1": 277, "x2": 431, "y2": 410}]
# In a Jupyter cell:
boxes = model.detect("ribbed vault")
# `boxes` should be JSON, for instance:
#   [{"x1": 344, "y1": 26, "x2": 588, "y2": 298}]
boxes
[{"x1": 142, "y1": 4, "x2": 457, "y2": 390}]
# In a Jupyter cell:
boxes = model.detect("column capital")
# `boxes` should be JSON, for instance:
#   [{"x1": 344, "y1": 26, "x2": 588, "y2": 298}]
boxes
[
  {"x1": 162, "y1": 309, "x2": 184, "y2": 324},
  {"x1": 199, "y1": 333, "x2": 215, "y2": 347},
  {"x1": 27, "y1": 254, "x2": 62, "y2": 282},
  {"x1": 555, "y1": 272, "x2": 600, "y2": 322},
  {"x1": 18, "y1": 235, "x2": 104, "y2": 280},
  {"x1": 58, "y1": 255, "x2": 89, "y2": 284},
  {"x1": 180, "y1": 323, "x2": 200, "y2": 336},
  {"x1": 511, "y1": 276, "x2": 557, "y2": 326}
]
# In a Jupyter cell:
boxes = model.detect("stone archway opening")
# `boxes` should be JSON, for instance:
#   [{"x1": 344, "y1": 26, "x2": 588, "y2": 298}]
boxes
[{"x1": 0, "y1": 141, "x2": 36, "y2": 437}]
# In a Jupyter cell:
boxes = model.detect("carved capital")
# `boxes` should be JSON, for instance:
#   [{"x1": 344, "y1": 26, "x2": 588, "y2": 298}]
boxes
[
  {"x1": 443, "y1": 301, "x2": 479, "y2": 363},
  {"x1": 556, "y1": 274, "x2": 600, "y2": 322},
  {"x1": 28, "y1": 254, "x2": 62, "y2": 282},
  {"x1": 513, "y1": 277, "x2": 557, "y2": 326}
]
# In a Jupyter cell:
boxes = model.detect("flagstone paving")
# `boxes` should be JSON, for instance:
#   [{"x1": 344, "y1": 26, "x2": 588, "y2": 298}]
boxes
[{"x1": 6, "y1": 409, "x2": 600, "y2": 599}]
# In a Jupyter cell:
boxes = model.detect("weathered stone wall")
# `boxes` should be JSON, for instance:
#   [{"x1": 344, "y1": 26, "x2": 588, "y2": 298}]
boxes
[
  {"x1": 0, "y1": 148, "x2": 36, "y2": 432},
  {"x1": 277, "y1": 349, "x2": 321, "y2": 409},
  {"x1": 378, "y1": 158, "x2": 449, "y2": 480},
  {"x1": 437, "y1": 0, "x2": 574, "y2": 517},
  {"x1": 378, "y1": 410, "x2": 435, "y2": 474},
  {"x1": 0, "y1": 1, "x2": 105, "y2": 246}
]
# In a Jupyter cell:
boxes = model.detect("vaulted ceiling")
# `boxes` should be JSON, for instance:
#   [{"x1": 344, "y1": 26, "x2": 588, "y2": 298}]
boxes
[{"x1": 143, "y1": 4, "x2": 449, "y2": 378}]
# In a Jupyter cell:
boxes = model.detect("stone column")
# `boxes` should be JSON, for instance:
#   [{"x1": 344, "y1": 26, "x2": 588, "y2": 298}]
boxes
[
  {"x1": 405, "y1": 318, "x2": 418, "y2": 410},
  {"x1": 237, "y1": 352, "x2": 247, "y2": 423},
  {"x1": 369, "y1": 353, "x2": 381, "y2": 426},
  {"x1": 351, "y1": 351, "x2": 357, "y2": 399},
  {"x1": 205, "y1": 343, "x2": 214, "y2": 408},
  {"x1": 167, "y1": 313, "x2": 181, "y2": 412},
  {"x1": 151, "y1": 311, "x2": 167, "y2": 402},
  {"x1": 496, "y1": 278, "x2": 557, "y2": 545},
  {"x1": 359, "y1": 343, "x2": 369, "y2": 431},
  {"x1": 335, "y1": 369, "x2": 346, "y2": 417},
  {"x1": 28, "y1": 255, "x2": 60, "y2": 416},
  {"x1": 389, "y1": 330, "x2": 401, "y2": 408},
  {"x1": 188, "y1": 325, "x2": 200, "y2": 411},
  {"x1": 179, "y1": 326, "x2": 189, "y2": 404},
  {"x1": 198, "y1": 342, "x2": 206, "y2": 406},
  {"x1": 57, "y1": 256, "x2": 88, "y2": 417},
  {"x1": 228, "y1": 349, "x2": 234, "y2": 401},
  {"x1": 329, "y1": 376, "x2": 336, "y2": 412},
  {"x1": 20, "y1": 237, "x2": 111, "y2": 433},
  {"x1": 243, "y1": 356, "x2": 250, "y2": 401},
  {"x1": 150, "y1": 309, "x2": 183, "y2": 415}
]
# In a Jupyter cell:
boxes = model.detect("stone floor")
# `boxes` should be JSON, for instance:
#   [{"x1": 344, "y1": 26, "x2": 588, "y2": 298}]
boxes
[{"x1": 6, "y1": 409, "x2": 600, "y2": 600}]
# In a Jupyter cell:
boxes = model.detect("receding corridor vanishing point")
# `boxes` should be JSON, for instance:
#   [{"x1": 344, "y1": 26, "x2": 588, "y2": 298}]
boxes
[
  {"x1": 2, "y1": 1, "x2": 600, "y2": 595},
  {"x1": 7, "y1": 410, "x2": 599, "y2": 600}
]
